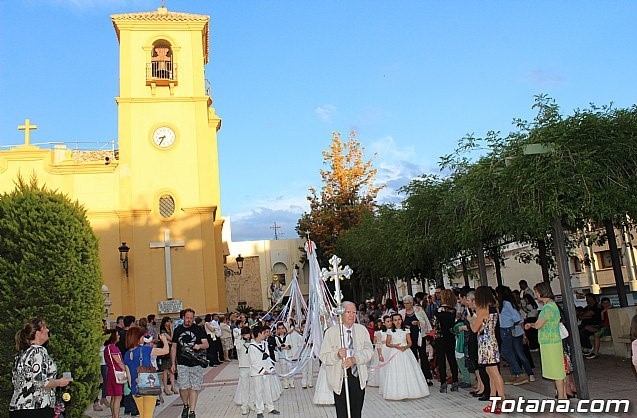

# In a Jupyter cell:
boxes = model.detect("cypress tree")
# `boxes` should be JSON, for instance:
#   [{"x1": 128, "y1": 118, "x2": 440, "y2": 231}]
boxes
[{"x1": 0, "y1": 177, "x2": 103, "y2": 418}]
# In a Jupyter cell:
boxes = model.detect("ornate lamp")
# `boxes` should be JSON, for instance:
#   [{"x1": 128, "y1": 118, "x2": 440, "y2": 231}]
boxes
[{"x1": 118, "y1": 242, "x2": 130, "y2": 277}]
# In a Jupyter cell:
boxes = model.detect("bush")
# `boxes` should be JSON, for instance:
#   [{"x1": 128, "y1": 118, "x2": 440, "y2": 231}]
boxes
[{"x1": 0, "y1": 178, "x2": 103, "y2": 418}]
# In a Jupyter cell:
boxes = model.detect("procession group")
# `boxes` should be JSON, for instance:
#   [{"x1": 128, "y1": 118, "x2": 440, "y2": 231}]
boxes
[{"x1": 11, "y1": 279, "x2": 597, "y2": 418}]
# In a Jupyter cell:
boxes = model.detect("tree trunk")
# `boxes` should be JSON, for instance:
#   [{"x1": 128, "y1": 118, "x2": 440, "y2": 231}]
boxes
[
  {"x1": 493, "y1": 249, "x2": 503, "y2": 287},
  {"x1": 476, "y1": 245, "x2": 488, "y2": 286},
  {"x1": 406, "y1": 274, "x2": 414, "y2": 296},
  {"x1": 604, "y1": 219, "x2": 629, "y2": 307},
  {"x1": 461, "y1": 257, "x2": 470, "y2": 287},
  {"x1": 538, "y1": 238, "x2": 551, "y2": 283}
]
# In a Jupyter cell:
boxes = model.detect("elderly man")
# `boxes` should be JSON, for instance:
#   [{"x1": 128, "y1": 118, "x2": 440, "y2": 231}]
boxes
[{"x1": 319, "y1": 301, "x2": 374, "y2": 418}]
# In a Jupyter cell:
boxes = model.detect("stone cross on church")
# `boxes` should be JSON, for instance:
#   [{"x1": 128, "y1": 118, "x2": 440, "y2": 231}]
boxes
[
  {"x1": 150, "y1": 230, "x2": 185, "y2": 299},
  {"x1": 18, "y1": 119, "x2": 38, "y2": 146}
]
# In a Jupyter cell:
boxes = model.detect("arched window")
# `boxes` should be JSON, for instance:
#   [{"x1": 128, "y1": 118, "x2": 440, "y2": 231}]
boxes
[{"x1": 151, "y1": 40, "x2": 173, "y2": 80}]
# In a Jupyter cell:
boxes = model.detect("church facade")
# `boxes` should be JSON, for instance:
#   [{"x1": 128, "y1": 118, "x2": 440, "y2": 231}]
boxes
[{"x1": 0, "y1": 7, "x2": 227, "y2": 319}]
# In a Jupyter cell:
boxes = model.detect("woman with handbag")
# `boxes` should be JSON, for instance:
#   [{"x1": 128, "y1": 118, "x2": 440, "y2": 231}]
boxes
[
  {"x1": 525, "y1": 282, "x2": 567, "y2": 400},
  {"x1": 104, "y1": 330, "x2": 126, "y2": 418},
  {"x1": 123, "y1": 326, "x2": 169, "y2": 418}
]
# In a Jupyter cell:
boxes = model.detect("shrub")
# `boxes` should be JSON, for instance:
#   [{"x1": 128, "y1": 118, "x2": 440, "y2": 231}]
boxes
[{"x1": 0, "y1": 178, "x2": 103, "y2": 418}]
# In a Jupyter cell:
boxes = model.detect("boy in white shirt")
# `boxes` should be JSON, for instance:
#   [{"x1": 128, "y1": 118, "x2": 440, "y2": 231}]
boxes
[
  {"x1": 234, "y1": 327, "x2": 253, "y2": 415},
  {"x1": 274, "y1": 322, "x2": 293, "y2": 388},
  {"x1": 294, "y1": 321, "x2": 313, "y2": 389},
  {"x1": 248, "y1": 325, "x2": 281, "y2": 418}
]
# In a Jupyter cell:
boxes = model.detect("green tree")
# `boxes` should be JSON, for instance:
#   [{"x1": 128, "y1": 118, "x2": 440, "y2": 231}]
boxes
[{"x1": 0, "y1": 178, "x2": 104, "y2": 418}]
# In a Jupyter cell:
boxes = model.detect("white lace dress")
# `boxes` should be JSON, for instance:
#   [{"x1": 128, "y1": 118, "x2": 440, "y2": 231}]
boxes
[
  {"x1": 312, "y1": 363, "x2": 335, "y2": 405},
  {"x1": 367, "y1": 331, "x2": 385, "y2": 387},
  {"x1": 382, "y1": 329, "x2": 430, "y2": 400}
]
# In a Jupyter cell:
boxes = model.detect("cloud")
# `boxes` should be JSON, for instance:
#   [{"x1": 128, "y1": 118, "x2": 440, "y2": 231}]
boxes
[
  {"x1": 230, "y1": 207, "x2": 306, "y2": 242},
  {"x1": 368, "y1": 136, "x2": 437, "y2": 204},
  {"x1": 315, "y1": 104, "x2": 337, "y2": 123},
  {"x1": 526, "y1": 69, "x2": 566, "y2": 87},
  {"x1": 228, "y1": 194, "x2": 309, "y2": 241}
]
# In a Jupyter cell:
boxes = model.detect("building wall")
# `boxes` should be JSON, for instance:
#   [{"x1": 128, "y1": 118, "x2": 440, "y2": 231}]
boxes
[{"x1": 0, "y1": 8, "x2": 227, "y2": 320}]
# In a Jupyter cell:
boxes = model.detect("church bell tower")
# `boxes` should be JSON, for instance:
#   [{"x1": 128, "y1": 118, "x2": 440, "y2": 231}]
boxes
[{"x1": 111, "y1": 6, "x2": 226, "y2": 314}]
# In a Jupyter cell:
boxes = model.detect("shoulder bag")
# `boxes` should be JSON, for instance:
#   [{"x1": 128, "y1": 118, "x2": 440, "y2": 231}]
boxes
[
  {"x1": 136, "y1": 346, "x2": 161, "y2": 396},
  {"x1": 107, "y1": 345, "x2": 128, "y2": 384}
]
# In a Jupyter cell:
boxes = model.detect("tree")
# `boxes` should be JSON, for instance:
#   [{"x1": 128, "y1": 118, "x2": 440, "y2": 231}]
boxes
[
  {"x1": 0, "y1": 178, "x2": 104, "y2": 418},
  {"x1": 297, "y1": 131, "x2": 382, "y2": 265}
]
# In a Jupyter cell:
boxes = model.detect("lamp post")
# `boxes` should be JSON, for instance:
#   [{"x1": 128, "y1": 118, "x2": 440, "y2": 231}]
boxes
[
  {"x1": 224, "y1": 254, "x2": 244, "y2": 276},
  {"x1": 118, "y1": 242, "x2": 130, "y2": 277},
  {"x1": 224, "y1": 254, "x2": 245, "y2": 310}
]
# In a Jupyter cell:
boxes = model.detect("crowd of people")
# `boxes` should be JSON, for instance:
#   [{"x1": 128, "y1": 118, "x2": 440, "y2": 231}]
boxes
[{"x1": 10, "y1": 279, "x2": 630, "y2": 418}]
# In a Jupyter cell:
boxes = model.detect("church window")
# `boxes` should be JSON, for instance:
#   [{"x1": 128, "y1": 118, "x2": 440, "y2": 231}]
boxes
[
  {"x1": 158, "y1": 194, "x2": 176, "y2": 218},
  {"x1": 148, "y1": 40, "x2": 176, "y2": 83}
]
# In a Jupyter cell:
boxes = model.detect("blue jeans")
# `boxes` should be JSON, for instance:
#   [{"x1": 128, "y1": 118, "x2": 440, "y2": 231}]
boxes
[{"x1": 500, "y1": 327, "x2": 534, "y2": 376}]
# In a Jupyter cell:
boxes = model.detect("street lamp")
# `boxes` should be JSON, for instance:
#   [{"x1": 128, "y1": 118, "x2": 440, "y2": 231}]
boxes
[
  {"x1": 224, "y1": 254, "x2": 244, "y2": 277},
  {"x1": 118, "y1": 242, "x2": 130, "y2": 277}
]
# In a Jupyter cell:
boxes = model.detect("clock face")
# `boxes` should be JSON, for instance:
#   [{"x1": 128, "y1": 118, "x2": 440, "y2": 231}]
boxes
[{"x1": 152, "y1": 126, "x2": 176, "y2": 148}]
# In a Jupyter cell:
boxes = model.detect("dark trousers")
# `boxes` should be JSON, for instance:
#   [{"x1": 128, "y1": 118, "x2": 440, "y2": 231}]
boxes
[
  {"x1": 478, "y1": 365, "x2": 490, "y2": 395},
  {"x1": 334, "y1": 370, "x2": 365, "y2": 418},
  {"x1": 579, "y1": 326, "x2": 595, "y2": 349},
  {"x1": 9, "y1": 408, "x2": 53, "y2": 418},
  {"x1": 436, "y1": 338, "x2": 458, "y2": 383},
  {"x1": 123, "y1": 393, "x2": 138, "y2": 414},
  {"x1": 416, "y1": 343, "x2": 433, "y2": 380},
  {"x1": 524, "y1": 317, "x2": 539, "y2": 350},
  {"x1": 207, "y1": 336, "x2": 221, "y2": 365}
]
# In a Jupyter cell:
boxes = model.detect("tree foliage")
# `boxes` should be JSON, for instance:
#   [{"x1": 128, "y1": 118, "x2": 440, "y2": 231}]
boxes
[
  {"x1": 297, "y1": 131, "x2": 382, "y2": 265},
  {"x1": 330, "y1": 95, "x2": 637, "y2": 298},
  {"x1": 0, "y1": 178, "x2": 104, "y2": 418}
]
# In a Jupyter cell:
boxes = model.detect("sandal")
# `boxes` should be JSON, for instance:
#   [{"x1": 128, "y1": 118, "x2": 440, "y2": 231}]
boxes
[{"x1": 483, "y1": 405, "x2": 502, "y2": 414}]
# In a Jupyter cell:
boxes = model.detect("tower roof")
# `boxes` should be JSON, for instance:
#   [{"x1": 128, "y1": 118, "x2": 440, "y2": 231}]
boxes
[{"x1": 111, "y1": 7, "x2": 210, "y2": 63}]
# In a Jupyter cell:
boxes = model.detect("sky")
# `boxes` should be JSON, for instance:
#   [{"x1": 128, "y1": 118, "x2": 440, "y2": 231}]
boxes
[{"x1": 1, "y1": 0, "x2": 636, "y2": 241}]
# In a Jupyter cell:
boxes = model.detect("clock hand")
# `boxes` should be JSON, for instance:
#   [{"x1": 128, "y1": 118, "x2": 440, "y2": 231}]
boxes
[{"x1": 158, "y1": 135, "x2": 165, "y2": 145}]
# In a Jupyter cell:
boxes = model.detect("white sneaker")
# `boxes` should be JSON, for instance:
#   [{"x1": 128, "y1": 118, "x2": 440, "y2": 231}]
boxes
[
  {"x1": 308, "y1": 384, "x2": 314, "y2": 388},
  {"x1": 289, "y1": 382, "x2": 295, "y2": 388},
  {"x1": 529, "y1": 375, "x2": 535, "y2": 382},
  {"x1": 283, "y1": 384, "x2": 289, "y2": 389},
  {"x1": 240, "y1": 407, "x2": 249, "y2": 415}
]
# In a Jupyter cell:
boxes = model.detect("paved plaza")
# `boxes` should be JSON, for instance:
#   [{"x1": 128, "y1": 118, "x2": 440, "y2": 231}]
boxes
[{"x1": 86, "y1": 352, "x2": 634, "y2": 418}]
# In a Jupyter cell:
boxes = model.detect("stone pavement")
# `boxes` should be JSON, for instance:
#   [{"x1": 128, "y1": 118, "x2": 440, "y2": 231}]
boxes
[{"x1": 86, "y1": 352, "x2": 634, "y2": 418}]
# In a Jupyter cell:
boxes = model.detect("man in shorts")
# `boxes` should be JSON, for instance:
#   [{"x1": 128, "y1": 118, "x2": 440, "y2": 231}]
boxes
[{"x1": 171, "y1": 308, "x2": 209, "y2": 418}]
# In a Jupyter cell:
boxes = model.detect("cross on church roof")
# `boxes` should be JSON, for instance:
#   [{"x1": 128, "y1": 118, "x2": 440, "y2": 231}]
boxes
[{"x1": 18, "y1": 119, "x2": 37, "y2": 146}]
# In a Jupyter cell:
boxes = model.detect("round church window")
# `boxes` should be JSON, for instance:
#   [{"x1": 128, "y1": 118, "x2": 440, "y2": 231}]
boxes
[{"x1": 158, "y1": 194, "x2": 175, "y2": 218}]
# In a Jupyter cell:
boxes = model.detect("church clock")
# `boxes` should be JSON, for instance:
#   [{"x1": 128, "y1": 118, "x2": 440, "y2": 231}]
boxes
[{"x1": 152, "y1": 126, "x2": 176, "y2": 148}]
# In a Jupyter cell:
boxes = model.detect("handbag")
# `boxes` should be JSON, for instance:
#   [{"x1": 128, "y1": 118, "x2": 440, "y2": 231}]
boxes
[
  {"x1": 107, "y1": 345, "x2": 128, "y2": 384},
  {"x1": 559, "y1": 322, "x2": 569, "y2": 340},
  {"x1": 135, "y1": 347, "x2": 162, "y2": 396}
]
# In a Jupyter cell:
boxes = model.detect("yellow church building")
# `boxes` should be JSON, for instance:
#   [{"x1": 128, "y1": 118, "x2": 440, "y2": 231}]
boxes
[{"x1": 0, "y1": 7, "x2": 227, "y2": 319}]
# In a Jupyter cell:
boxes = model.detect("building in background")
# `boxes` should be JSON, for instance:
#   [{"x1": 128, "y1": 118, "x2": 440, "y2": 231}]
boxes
[{"x1": 0, "y1": 6, "x2": 227, "y2": 319}]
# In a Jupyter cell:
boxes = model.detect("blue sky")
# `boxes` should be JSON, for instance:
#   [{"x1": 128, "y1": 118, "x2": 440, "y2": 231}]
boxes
[{"x1": 1, "y1": 1, "x2": 636, "y2": 241}]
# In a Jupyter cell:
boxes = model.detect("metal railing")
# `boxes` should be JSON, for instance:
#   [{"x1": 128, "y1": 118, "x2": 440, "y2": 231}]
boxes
[
  {"x1": 146, "y1": 62, "x2": 178, "y2": 82},
  {"x1": 0, "y1": 141, "x2": 120, "y2": 162}
]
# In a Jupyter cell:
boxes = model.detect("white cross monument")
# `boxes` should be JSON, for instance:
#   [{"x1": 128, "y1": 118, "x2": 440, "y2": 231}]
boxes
[{"x1": 150, "y1": 230, "x2": 185, "y2": 300}]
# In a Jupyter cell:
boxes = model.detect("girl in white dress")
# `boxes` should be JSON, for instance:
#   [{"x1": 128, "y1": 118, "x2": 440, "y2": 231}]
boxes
[
  {"x1": 383, "y1": 313, "x2": 430, "y2": 400},
  {"x1": 374, "y1": 316, "x2": 392, "y2": 395}
]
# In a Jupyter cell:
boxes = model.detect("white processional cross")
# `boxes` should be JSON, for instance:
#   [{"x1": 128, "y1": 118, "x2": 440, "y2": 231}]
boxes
[
  {"x1": 150, "y1": 230, "x2": 185, "y2": 299},
  {"x1": 320, "y1": 255, "x2": 354, "y2": 313}
]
